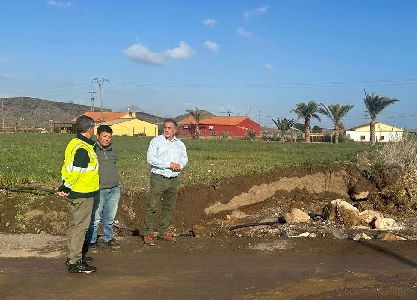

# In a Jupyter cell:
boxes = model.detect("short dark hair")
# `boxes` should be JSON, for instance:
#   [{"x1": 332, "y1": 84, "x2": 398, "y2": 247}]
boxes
[
  {"x1": 76, "y1": 115, "x2": 95, "y2": 133},
  {"x1": 97, "y1": 124, "x2": 113, "y2": 135},
  {"x1": 163, "y1": 118, "x2": 177, "y2": 128}
]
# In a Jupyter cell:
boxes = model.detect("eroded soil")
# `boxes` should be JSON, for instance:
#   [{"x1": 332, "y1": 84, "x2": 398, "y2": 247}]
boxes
[
  {"x1": 0, "y1": 164, "x2": 376, "y2": 235},
  {"x1": 1, "y1": 164, "x2": 417, "y2": 299}
]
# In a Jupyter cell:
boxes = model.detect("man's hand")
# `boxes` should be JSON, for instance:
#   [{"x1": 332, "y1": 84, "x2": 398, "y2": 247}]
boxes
[
  {"x1": 57, "y1": 191, "x2": 69, "y2": 198},
  {"x1": 170, "y1": 162, "x2": 181, "y2": 171}
]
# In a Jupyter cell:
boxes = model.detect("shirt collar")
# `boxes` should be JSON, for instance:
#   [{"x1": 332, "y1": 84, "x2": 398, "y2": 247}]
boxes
[
  {"x1": 163, "y1": 134, "x2": 178, "y2": 142},
  {"x1": 95, "y1": 142, "x2": 112, "y2": 150},
  {"x1": 76, "y1": 133, "x2": 95, "y2": 146}
]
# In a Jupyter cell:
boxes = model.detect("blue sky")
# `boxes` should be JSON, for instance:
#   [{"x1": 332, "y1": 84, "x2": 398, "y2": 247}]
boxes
[{"x1": 1, "y1": 0, "x2": 417, "y2": 128}]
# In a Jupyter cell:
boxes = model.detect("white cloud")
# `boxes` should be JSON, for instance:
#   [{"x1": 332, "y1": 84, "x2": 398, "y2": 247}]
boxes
[
  {"x1": 243, "y1": 6, "x2": 269, "y2": 19},
  {"x1": 236, "y1": 27, "x2": 253, "y2": 40},
  {"x1": 164, "y1": 41, "x2": 194, "y2": 59},
  {"x1": 47, "y1": 0, "x2": 72, "y2": 7},
  {"x1": 123, "y1": 44, "x2": 165, "y2": 65},
  {"x1": 203, "y1": 18, "x2": 218, "y2": 28},
  {"x1": 203, "y1": 41, "x2": 219, "y2": 52},
  {"x1": 264, "y1": 63, "x2": 274, "y2": 70},
  {"x1": 124, "y1": 41, "x2": 194, "y2": 65}
]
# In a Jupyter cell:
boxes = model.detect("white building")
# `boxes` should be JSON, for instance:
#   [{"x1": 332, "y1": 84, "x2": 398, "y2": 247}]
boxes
[{"x1": 346, "y1": 122, "x2": 404, "y2": 143}]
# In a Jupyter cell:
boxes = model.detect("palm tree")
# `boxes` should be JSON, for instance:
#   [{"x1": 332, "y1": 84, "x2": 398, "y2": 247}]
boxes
[
  {"x1": 319, "y1": 103, "x2": 354, "y2": 143},
  {"x1": 291, "y1": 101, "x2": 321, "y2": 142},
  {"x1": 272, "y1": 117, "x2": 296, "y2": 141},
  {"x1": 186, "y1": 107, "x2": 208, "y2": 139},
  {"x1": 364, "y1": 92, "x2": 399, "y2": 145}
]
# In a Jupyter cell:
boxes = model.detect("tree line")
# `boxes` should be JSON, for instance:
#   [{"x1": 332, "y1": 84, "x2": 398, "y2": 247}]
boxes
[{"x1": 186, "y1": 91, "x2": 398, "y2": 145}]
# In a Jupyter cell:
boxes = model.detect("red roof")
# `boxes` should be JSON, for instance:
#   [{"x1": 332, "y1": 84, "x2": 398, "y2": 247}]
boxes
[
  {"x1": 178, "y1": 116, "x2": 249, "y2": 126},
  {"x1": 75, "y1": 111, "x2": 129, "y2": 122}
]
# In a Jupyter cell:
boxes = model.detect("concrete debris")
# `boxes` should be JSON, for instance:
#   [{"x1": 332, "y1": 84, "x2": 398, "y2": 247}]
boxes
[
  {"x1": 323, "y1": 199, "x2": 361, "y2": 227},
  {"x1": 353, "y1": 233, "x2": 372, "y2": 241},
  {"x1": 295, "y1": 232, "x2": 317, "y2": 238},
  {"x1": 373, "y1": 217, "x2": 396, "y2": 230},
  {"x1": 351, "y1": 191, "x2": 369, "y2": 201},
  {"x1": 284, "y1": 208, "x2": 310, "y2": 224},
  {"x1": 359, "y1": 210, "x2": 383, "y2": 225},
  {"x1": 377, "y1": 232, "x2": 407, "y2": 241}
]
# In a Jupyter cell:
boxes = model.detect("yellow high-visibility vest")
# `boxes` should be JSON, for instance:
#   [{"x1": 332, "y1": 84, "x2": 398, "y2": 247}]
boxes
[{"x1": 61, "y1": 138, "x2": 99, "y2": 193}]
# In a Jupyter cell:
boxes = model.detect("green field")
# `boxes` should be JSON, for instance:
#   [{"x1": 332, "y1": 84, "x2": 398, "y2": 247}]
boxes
[{"x1": 0, "y1": 133, "x2": 368, "y2": 192}]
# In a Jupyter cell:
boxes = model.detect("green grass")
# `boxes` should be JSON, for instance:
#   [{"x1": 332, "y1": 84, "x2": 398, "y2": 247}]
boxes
[{"x1": 0, "y1": 133, "x2": 368, "y2": 192}]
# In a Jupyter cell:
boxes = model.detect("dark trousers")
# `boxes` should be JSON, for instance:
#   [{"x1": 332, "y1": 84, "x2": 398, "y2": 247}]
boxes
[{"x1": 144, "y1": 173, "x2": 180, "y2": 235}]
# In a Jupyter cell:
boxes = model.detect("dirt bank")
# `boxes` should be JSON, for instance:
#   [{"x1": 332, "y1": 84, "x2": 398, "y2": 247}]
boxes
[{"x1": 0, "y1": 164, "x2": 415, "y2": 238}]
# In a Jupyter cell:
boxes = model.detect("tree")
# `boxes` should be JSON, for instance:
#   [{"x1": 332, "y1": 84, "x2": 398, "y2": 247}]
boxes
[
  {"x1": 364, "y1": 92, "x2": 399, "y2": 145},
  {"x1": 186, "y1": 107, "x2": 208, "y2": 139},
  {"x1": 291, "y1": 101, "x2": 321, "y2": 142},
  {"x1": 272, "y1": 117, "x2": 296, "y2": 141},
  {"x1": 319, "y1": 103, "x2": 354, "y2": 143}
]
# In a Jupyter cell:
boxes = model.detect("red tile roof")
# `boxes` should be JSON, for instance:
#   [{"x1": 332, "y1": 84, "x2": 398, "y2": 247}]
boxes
[
  {"x1": 178, "y1": 116, "x2": 249, "y2": 126},
  {"x1": 78, "y1": 111, "x2": 130, "y2": 122}
]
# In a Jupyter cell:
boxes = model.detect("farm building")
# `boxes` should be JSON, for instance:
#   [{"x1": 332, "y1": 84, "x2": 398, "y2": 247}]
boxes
[
  {"x1": 177, "y1": 116, "x2": 261, "y2": 138},
  {"x1": 346, "y1": 122, "x2": 404, "y2": 143},
  {"x1": 78, "y1": 111, "x2": 158, "y2": 136}
]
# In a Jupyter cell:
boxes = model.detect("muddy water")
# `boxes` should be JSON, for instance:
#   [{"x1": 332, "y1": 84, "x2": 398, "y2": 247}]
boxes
[{"x1": 1, "y1": 237, "x2": 416, "y2": 299}]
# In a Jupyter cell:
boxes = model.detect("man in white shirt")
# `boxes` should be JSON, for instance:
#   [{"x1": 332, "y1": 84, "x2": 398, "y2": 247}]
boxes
[{"x1": 143, "y1": 119, "x2": 188, "y2": 246}]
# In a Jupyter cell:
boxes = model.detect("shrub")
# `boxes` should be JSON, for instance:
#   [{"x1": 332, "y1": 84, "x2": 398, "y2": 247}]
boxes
[
  {"x1": 221, "y1": 131, "x2": 229, "y2": 139},
  {"x1": 246, "y1": 129, "x2": 257, "y2": 140},
  {"x1": 357, "y1": 132, "x2": 417, "y2": 177}
]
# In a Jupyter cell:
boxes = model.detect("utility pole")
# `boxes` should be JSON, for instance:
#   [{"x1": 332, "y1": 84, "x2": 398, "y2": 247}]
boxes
[
  {"x1": 1, "y1": 99, "x2": 4, "y2": 132},
  {"x1": 257, "y1": 110, "x2": 261, "y2": 126},
  {"x1": 92, "y1": 77, "x2": 109, "y2": 123},
  {"x1": 88, "y1": 91, "x2": 96, "y2": 112}
]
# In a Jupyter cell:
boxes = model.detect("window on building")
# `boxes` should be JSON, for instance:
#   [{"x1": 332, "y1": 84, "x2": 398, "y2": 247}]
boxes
[
  {"x1": 380, "y1": 136, "x2": 385, "y2": 141},
  {"x1": 360, "y1": 135, "x2": 366, "y2": 141},
  {"x1": 208, "y1": 125, "x2": 214, "y2": 130}
]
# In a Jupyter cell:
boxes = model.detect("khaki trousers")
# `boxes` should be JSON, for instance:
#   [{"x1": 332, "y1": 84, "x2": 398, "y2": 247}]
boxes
[{"x1": 67, "y1": 197, "x2": 94, "y2": 264}]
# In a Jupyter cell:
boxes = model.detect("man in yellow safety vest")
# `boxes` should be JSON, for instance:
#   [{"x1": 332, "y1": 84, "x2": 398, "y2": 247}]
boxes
[{"x1": 57, "y1": 115, "x2": 99, "y2": 273}]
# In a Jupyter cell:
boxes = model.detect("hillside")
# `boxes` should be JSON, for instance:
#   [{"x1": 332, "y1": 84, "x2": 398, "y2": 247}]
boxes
[
  {"x1": 0, "y1": 97, "x2": 215, "y2": 129},
  {"x1": 0, "y1": 97, "x2": 111, "y2": 126}
]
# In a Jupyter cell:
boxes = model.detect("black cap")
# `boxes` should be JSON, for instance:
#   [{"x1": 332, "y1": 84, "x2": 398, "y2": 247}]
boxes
[{"x1": 76, "y1": 115, "x2": 95, "y2": 133}]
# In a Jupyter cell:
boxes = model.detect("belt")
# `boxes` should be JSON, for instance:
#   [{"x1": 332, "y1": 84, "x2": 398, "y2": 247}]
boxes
[{"x1": 152, "y1": 173, "x2": 177, "y2": 180}]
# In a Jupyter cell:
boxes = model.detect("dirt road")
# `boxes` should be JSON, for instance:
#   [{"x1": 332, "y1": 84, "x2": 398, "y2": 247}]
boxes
[{"x1": 1, "y1": 234, "x2": 416, "y2": 299}]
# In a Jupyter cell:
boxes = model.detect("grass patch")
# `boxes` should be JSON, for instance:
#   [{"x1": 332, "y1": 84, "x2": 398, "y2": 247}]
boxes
[{"x1": 0, "y1": 133, "x2": 368, "y2": 193}]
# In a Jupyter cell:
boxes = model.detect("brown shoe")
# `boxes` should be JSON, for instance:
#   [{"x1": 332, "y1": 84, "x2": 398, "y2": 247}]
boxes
[
  {"x1": 143, "y1": 234, "x2": 155, "y2": 246},
  {"x1": 158, "y1": 231, "x2": 177, "y2": 242}
]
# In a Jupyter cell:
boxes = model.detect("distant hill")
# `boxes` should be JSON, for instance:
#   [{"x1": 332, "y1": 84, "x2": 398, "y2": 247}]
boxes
[
  {"x1": 175, "y1": 110, "x2": 214, "y2": 122},
  {"x1": 135, "y1": 111, "x2": 163, "y2": 125},
  {"x1": 0, "y1": 97, "x2": 111, "y2": 126},
  {"x1": 0, "y1": 96, "x2": 216, "y2": 128}
]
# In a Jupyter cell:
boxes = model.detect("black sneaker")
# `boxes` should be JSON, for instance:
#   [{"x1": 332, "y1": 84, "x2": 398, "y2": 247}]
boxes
[
  {"x1": 103, "y1": 238, "x2": 121, "y2": 249},
  {"x1": 65, "y1": 256, "x2": 93, "y2": 266},
  {"x1": 67, "y1": 259, "x2": 97, "y2": 273}
]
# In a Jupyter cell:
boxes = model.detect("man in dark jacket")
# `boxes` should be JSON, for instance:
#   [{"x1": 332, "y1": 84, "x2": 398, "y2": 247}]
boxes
[{"x1": 86, "y1": 125, "x2": 121, "y2": 250}]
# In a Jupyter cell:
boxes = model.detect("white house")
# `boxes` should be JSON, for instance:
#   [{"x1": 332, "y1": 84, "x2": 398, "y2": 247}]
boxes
[{"x1": 346, "y1": 122, "x2": 404, "y2": 143}]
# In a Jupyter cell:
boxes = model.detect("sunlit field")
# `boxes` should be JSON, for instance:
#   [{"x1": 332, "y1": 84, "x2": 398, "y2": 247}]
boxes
[{"x1": 0, "y1": 133, "x2": 368, "y2": 193}]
